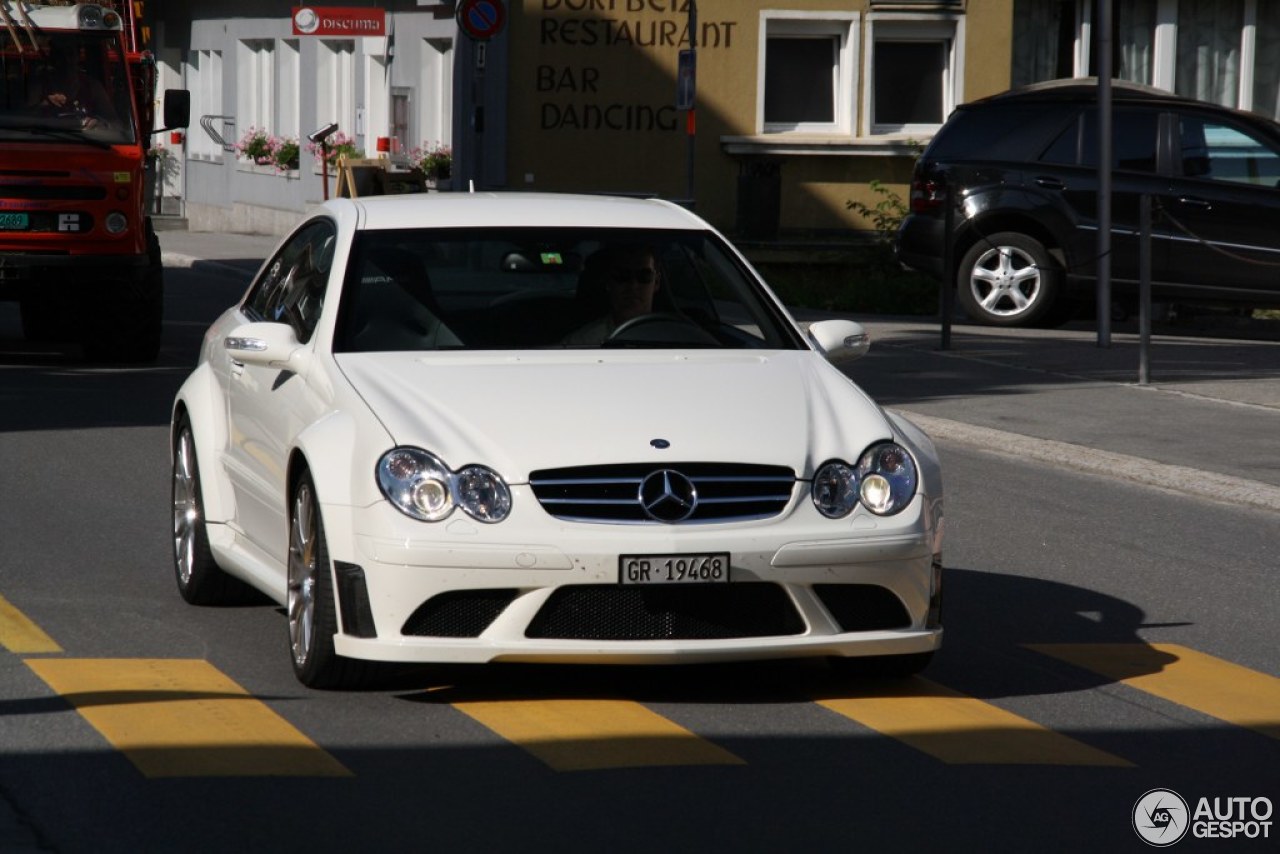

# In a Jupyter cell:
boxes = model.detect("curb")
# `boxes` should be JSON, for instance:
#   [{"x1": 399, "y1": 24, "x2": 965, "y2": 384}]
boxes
[{"x1": 899, "y1": 410, "x2": 1280, "y2": 514}]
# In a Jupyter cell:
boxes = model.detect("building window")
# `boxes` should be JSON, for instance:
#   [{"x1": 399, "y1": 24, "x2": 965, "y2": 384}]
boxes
[
  {"x1": 187, "y1": 49, "x2": 223, "y2": 160},
  {"x1": 317, "y1": 40, "x2": 356, "y2": 142},
  {"x1": 757, "y1": 12, "x2": 857, "y2": 134},
  {"x1": 1254, "y1": 0, "x2": 1280, "y2": 119},
  {"x1": 865, "y1": 15, "x2": 962, "y2": 135},
  {"x1": 1018, "y1": 1, "x2": 1276, "y2": 119},
  {"x1": 277, "y1": 40, "x2": 300, "y2": 139},
  {"x1": 237, "y1": 40, "x2": 274, "y2": 134},
  {"x1": 1012, "y1": 0, "x2": 1077, "y2": 87},
  {"x1": 420, "y1": 38, "x2": 453, "y2": 149}
]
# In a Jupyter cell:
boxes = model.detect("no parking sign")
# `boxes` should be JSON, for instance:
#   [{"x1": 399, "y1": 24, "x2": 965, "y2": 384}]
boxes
[{"x1": 456, "y1": 0, "x2": 506, "y2": 41}]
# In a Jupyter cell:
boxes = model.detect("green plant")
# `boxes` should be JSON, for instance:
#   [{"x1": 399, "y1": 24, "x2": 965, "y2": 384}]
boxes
[{"x1": 846, "y1": 179, "x2": 910, "y2": 248}]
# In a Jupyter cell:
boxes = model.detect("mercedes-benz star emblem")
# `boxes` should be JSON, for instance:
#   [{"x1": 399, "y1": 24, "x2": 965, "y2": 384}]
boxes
[{"x1": 638, "y1": 469, "x2": 698, "y2": 523}]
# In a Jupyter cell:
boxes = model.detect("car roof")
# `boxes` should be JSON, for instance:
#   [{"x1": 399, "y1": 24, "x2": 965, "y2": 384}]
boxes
[
  {"x1": 973, "y1": 77, "x2": 1185, "y2": 106},
  {"x1": 328, "y1": 192, "x2": 710, "y2": 232}
]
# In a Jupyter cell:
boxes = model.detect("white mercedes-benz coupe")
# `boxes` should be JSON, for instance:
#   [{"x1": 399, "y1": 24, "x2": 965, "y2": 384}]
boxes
[{"x1": 171, "y1": 193, "x2": 943, "y2": 689}]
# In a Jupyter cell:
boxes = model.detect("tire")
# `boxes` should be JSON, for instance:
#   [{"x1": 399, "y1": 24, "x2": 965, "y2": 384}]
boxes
[
  {"x1": 172, "y1": 418, "x2": 245, "y2": 605},
  {"x1": 956, "y1": 232, "x2": 1062, "y2": 327},
  {"x1": 288, "y1": 470, "x2": 379, "y2": 690},
  {"x1": 827, "y1": 652, "x2": 934, "y2": 679}
]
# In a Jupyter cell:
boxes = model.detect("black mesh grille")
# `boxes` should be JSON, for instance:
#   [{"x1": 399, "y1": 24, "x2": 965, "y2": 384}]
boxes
[
  {"x1": 525, "y1": 584, "x2": 804, "y2": 640},
  {"x1": 813, "y1": 584, "x2": 912, "y2": 631},
  {"x1": 528, "y1": 463, "x2": 795, "y2": 523},
  {"x1": 401, "y1": 589, "x2": 518, "y2": 637}
]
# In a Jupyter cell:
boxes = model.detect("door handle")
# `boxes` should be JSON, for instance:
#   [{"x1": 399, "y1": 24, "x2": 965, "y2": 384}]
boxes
[
  {"x1": 1034, "y1": 176, "x2": 1066, "y2": 190},
  {"x1": 1177, "y1": 196, "x2": 1212, "y2": 210}
]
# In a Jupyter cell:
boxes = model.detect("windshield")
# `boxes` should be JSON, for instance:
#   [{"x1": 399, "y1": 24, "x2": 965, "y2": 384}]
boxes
[
  {"x1": 334, "y1": 227, "x2": 805, "y2": 352},
  {"x1": 0, "y1": 31, "x2": 136, "y2": 145}
]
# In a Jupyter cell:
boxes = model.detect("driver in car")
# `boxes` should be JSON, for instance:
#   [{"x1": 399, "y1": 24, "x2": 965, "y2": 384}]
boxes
[{"x1": 562, "y1": 243, "x2": 661, "y2": 345}]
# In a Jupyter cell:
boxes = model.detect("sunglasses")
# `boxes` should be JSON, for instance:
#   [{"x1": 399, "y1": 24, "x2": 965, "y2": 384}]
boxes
[{"x1": 609, "y1": 267, "x2": 657, "y2": 285}]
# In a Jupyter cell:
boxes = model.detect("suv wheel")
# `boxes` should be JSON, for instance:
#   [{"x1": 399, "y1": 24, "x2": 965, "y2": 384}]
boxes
[{"x1": 957, "y1": 232, "x2": 1061, "y2": 327}]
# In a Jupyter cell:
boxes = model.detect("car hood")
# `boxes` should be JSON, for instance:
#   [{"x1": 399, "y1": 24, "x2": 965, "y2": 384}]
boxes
[{"x1": 334, "y1": 350, "x2": 894, "y2": 482}]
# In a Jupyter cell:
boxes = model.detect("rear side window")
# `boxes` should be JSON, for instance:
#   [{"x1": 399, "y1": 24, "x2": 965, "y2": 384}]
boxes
[
  {"x1": 925, "y1": 102, "x2": 1068, "y2": 160},
  {"x1": 1041, "y1": 108, "x2": 1160, "y2": 172},
  {"x1": 1178, "y1": 116, "x2": 1280, "y2": 186}
]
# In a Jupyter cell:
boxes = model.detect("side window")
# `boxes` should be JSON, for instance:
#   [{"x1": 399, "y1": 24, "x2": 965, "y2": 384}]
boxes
[
  {"x1": 243, "y1": 219, "x2": 337, "y2": 342},
  {"x1": 1040, "y1": 108, "x2": 1159, "y2": 173},
  {"x1": 1179, "y1": 116, "x2": 1280, "y2": 187}
]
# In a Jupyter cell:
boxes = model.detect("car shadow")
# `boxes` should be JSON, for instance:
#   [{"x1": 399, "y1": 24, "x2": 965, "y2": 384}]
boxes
[{"x1": 387, "y1": 565, "x2": 1177, "y2": 707}]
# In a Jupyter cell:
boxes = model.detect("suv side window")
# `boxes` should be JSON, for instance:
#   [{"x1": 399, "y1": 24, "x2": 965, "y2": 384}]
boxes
[
  {"x1": 1041, "y1": 108, "x2": 1160, "y2": 173},
  {"x1": 243, "y1": 219, "x2": 337, "y2": 342},
  {"x1": 1178, "y1": 116, "x2": 1280, "y2": 187}
]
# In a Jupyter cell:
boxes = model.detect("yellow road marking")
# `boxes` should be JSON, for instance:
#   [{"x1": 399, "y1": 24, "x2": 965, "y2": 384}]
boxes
[
  {"x1": 26, "y1": 659, "x2": 351, "y2": 778},
  {"x1": 0, "y1": 594, "x2": 62, "y2": 654},
  {"x1": 1029, "y1": 643, "x2": 1280, "y2": 741},
  {"x1": 816, "y1": 678, "x2": 1131, "y2": 766},
  {"x1": 452, "y1": 698, "x2": 745, "y2": 772}
]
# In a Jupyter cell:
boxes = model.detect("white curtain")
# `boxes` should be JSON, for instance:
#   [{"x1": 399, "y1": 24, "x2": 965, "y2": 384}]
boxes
[
  {"x1": 1175, "y1": 0, "x2": 1243, "y2": 106},
  {"x1": 1116, "y1": 0, "x2": 1157, "y2": 84},
  {"x1": 1254, "y1": 0, "x2": 1280, "y2": 119},
  {"x1": 1012, "y1": 0, "x2": 1063, "y2": 87}
]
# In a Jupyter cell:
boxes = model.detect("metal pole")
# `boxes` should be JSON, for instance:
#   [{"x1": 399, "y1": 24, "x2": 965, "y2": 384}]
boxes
[
  {"x1": 1138, "y1": 193, "x2": 1151, "y2": 384},
  {"x1": 1097, "y1": 0, "x2": 1113, "y2": 348},
  {"x1": 940, "y1": 170, "x2": 954, "y2": 351},
  {"x1": 686, "y1": 0, "x2": 697, "y2": 205}
]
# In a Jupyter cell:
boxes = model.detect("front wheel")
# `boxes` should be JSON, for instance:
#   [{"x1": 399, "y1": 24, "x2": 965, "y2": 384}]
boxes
[
  {"x1": 956, "y1": 232, "x2": 1063, "y2": 327},
  {"x1": 288, "y1": 470, "x2": 379, "y2": 689},
  {"x1": 172, "y1": 419, "x2": 246, "y2": 605}
]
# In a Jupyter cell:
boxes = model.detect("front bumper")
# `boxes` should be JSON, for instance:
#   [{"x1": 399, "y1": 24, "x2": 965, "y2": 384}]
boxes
[{"x1": 323, "y1": 489, "x2": 944, "y2": 665}]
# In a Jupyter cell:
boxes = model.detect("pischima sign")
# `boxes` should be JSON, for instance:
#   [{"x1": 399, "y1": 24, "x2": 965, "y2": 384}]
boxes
[{"x1": 292, "y1": 6, "x2": 386, "y2": 37}]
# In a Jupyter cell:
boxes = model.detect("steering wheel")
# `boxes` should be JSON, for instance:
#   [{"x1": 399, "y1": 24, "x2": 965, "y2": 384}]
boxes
[{"x1": 605, "y1": 312, "x2": 720, "y2": 345}]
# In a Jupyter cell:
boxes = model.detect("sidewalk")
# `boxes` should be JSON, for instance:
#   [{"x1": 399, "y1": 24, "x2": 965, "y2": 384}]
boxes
[{"x1": 158, "y1": 229, "x2": 1280, "y2": 511}]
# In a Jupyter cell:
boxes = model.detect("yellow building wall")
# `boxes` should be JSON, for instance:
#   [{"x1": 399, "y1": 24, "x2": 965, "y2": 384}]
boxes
[{"x1": 506, "y1": 1, "x2": 1015, "y2": 238}]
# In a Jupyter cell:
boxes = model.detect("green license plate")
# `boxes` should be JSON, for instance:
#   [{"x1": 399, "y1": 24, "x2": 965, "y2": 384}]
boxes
[{"x1": 0, "y1": 213, "x2": 29, "y2": 231}]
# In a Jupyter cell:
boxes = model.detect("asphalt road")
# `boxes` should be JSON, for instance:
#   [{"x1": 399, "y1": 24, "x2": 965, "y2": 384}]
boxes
[{"x1": 0, "y1": 263, "x2": 1276, "y2": 852}]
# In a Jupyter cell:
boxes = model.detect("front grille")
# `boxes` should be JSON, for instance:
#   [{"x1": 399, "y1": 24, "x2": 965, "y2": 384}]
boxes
[
  {"x1": 529, "y1": 462, "x2": 795, "y2": 524},
  {"x1": 525, "y1": 584, "x2": 805, "y2": 640},
  {"x1": 401, "y1": 589, "x2": 518, "y2": 637},
  {"x1": 813, "y1": 584, "x2": 912, "y2": 631}
]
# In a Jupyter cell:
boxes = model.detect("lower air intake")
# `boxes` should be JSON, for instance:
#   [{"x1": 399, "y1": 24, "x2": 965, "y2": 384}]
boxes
[{"x1": 525, "y1": 584, "x2": 804, "y2": 640}]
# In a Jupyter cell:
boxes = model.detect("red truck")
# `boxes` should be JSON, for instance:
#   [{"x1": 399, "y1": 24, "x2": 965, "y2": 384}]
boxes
[{"x1": 1, "y1": 1, "x2": 188, "y2": 361}]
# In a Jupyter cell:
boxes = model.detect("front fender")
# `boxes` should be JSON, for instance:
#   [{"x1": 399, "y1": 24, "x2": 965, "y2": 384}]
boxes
[{"x1": 172, "y1": 361, "x2": 234, "y2": 523}]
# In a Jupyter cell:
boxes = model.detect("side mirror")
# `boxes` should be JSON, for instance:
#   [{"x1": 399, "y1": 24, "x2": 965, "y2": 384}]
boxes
[
  {"x1": 224, "y1": 321, "x2": 307, "y2": 369},
  {"x1": 161, "y1": 89, "x2": 190, "y2": 131},
  {"x1": 807, "y1": 319, "x2": 870, "y2": 363}
]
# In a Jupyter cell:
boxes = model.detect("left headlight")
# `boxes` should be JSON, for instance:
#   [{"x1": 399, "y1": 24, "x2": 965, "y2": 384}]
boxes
[
  {"x1": 377, "y1": 448, "x2": 512, "y2": 523},
  {"x1": 811, "y1": 442, "x2": 918, "y2": 518}
]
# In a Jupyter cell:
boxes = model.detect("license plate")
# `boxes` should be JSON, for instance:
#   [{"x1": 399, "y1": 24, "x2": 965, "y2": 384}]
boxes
[
  {"x1": 620, "y1": 553, "x2": 730, "y2": 585},
  {"x1": 0, "y1": 213, "x2": 29, "y2": 231}
]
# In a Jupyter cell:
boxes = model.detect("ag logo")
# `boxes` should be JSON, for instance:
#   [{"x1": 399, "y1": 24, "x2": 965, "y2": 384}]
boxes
[{"x1": 1134, "y1": 789, "x2": 1190, "y2": 846}]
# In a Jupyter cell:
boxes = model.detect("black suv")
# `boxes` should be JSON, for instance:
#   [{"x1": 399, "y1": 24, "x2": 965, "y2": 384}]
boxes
[{"x1": 895, "y1": 79, "x2": 1280, "y2": 326}]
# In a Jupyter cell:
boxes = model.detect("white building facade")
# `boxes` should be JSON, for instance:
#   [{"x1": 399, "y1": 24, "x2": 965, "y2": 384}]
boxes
[{"x1": 151, "y1": 3, "x2": 460, "y2": 234}]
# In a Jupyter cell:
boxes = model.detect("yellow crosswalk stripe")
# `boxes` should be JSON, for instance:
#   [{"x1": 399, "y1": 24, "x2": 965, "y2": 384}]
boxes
[
  {"x1": 451, "y1": 697, "x2": 746, "y2": 772},
  {"x1": 815, "y1": 677, "x2": 1132, "y2": 766},
  {"x1": 1028, "y1": 643, "x2": 1280, "y2": 741},
  {"x1": 0, "y1": 594, "x2": 62, "y2": 654},
  {"x1": 26, "y1": 659, "x2": 351, "y2": 778}
]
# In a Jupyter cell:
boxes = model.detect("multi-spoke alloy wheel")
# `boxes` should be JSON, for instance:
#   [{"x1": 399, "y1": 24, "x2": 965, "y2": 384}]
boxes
[
  {"x1": 288, "y1": 480, "x2": 320, "y2": 671},
  {"x1": 171, "y1": 420, "x2": 238, "y2": 604},
  {"x1": 957, "y1": 232, "x2": 1062, "y2": 327}
]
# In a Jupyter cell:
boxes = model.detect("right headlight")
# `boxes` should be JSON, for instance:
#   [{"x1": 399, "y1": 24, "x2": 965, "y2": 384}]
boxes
[
  {"x1": 377, "y1": 448, "x2": 511, "y2": 523},
  {"x1": 855, "y1": 442, "x2": 917, "y2": 516},
  {"x1": 811, "y1": 442, "x2": 918, "y2": 518}
]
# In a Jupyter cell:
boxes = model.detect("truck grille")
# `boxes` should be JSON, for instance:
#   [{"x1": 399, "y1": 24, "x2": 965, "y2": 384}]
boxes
[{"x1": 528, "y1": 462, "x2": 795, "y2": 524}]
